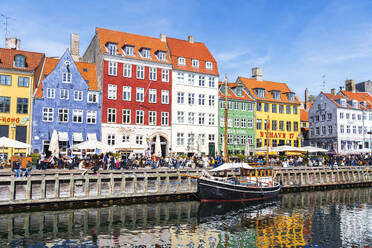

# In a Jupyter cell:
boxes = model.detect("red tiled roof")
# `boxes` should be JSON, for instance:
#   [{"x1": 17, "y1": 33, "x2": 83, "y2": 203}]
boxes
[
  {"x1": 340, "y1": 90, "x2": 372, "y2": 109},
  {"x1": 323, "y1": 92, "x2": 368, "y2": 110},
  {"x1": 0, "y1": 48, "x2": 44, "y2": 72},
  {"x1": 238, "y1": 76, "x2": 301, "y2": 104},
  {"x1": 166, "y1": 37, "x2": 218, "y2": 75},
  {"x1": 300, "y1": 109, "x2": 308, "y2": 122},
  {"x1": 218, "y1": 82, "x2": 254, "y2": 101},
  {"x1": 34, "y1": 58, "x2": 98, "y2": 98},
  {"x1": 96, "y1": 27, "x2": 171, "y2": 64}
]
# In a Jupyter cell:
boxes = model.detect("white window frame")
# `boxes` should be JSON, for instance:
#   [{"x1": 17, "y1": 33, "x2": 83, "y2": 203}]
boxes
[
  {"x1": 62, "y1": 72, "x2": 72, "y2": 83},
  {"x1": 206, "y1": 61, "x2": 213, "y2": 70},
  {"x1": 209, "y1": 114, "x2": 215, "y2": 126},
  {"x1": 149, "y1": 111, "x2": 157, "y2": 125},
  {"x1": 74, "y1": 90, "x2": 83, "y2": 101},
  {"x1": 42, "y1": 107, "x2": 54, "y2": 122},
  {"x1": 177, "y1": 92, "x2": 184, "y2": 104},
  {"x1": 122, "y1": 109, "x2": 131, "y2": 124},
  {"x1": 208, "y1": 77, "x2": 215, "y2": 88},
  {"x1": 60, "y1": 89, "x2": 69, "y2": 100},
  {"x1": 87, "y1": 92, "x2": 98, "y2": 103},
  {"x1": 142, "y1": 49, "x2": 150, "y2": 59},
  {"x1": 46, "y1": 88, "x2": 55, "y2": 99},
  {"x1": 136, "y1": 110, "x2": 144, "y2": 124},
  {"x1": 192, "y1": 59, "x2": 199, "y2": 68},
  {"x1": 136, "y1": 88, "x2": 144, "y2": 102},
  {"x1": 161, "y1": 90, "x2": 169, "y2": 104},
  {"x1": 149, "y1": 67, "x2": 157, "y2": 81},
  {"x1": 86, "y1": 110, "x2": 97, "y2": 124},
  {"x1": 136, "y1": 65, "x2": 144, "y2": 79},
  {"x1": 58, "y1": 108, "x2": 69, "y2": 123},
  {"x1": 149, "y1": 89, "x2": 157, "y2": 103},
  {"x1": 108, "y1": 84, "x2": 117, "y2": 100},
  {"x1": 188, "y1": 112, "x2": 195, "y2": 124},
  {"x1": 107, "y1": 108, "x2": 116, "y2": 123},
  {"x1": 158, "y1": 51, "x2": 166, "y2": 61},
  {"x1": 161, "y1": 112, "x2": 169, "y2": 125},
  {"x1": 178, "y1": 57, "x2": 186, "y2": 65},
  {"x1": 124, "y1": 46, "x2": 134, "y2": 56},
  {"x1": 123, "y1": 64, "x2": 132, "y2": 78},
  {"x1": 123, "y1": 86, "x2": 131, "y2": 101},
  {"x1": 161, "y1": 69, "x2": 169, "y2": 82},
  {"x1": 198, "y1": 94, "x2": 205, "y2": 105},
  {"x1": 72, "y1": 109, "x2": 83, "y2": 123},
  {"x1": 108, "y1": 61, "x2": 117, "y2": 76},
  {"x1": 177, "y1": 111, "x2": 184, "y2": 124},
  {"x1": 188, "y1": 93, "x2": 195, "y2": 105}
]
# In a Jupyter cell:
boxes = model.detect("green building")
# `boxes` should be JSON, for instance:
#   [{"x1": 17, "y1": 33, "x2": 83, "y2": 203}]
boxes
[{"x1": 218, "y1": 82, "x2": 255, "y2": 155}]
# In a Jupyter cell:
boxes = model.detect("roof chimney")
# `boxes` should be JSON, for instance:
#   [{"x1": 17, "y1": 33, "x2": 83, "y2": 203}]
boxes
[
  {"x1": 6, "y1": 37, "x2": 20, "y2": 50},
  {"x1": 160, "y1": 33, "x2": 166, "y2": 42},
  {"x1": 252, "y1": 67, "x2": 263, "y2": 81},
  {"x1": 188, "y1": 35, "x2": 194, "y2": 43},
  {"x1": 70, "y1": 33, "x2": 80, "y2": 61},
  {"x1": 304, "y1": 88, "x2": 309, "y2": 110},
  {"x1": 345, "y1": 79, "x2": 356, "y2": 93},
  {"x1": 331, "y1": 88, "x2": 336, "y2": 95}
]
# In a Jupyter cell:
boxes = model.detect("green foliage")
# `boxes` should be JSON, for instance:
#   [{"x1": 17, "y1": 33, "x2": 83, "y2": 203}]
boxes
[{"x1": 30, "y1": 153, "x2": 40, "y2": 165}]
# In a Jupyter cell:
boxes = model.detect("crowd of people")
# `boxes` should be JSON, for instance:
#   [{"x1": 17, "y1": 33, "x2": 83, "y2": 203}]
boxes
[{"x1": 6, "y1": 150, "x2": 372, "y2": 177}]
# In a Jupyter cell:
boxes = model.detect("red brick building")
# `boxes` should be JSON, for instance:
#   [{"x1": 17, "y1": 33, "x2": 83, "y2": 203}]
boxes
[{"x1": 84, "y1": 28, "x2": 172, "y2": 157}]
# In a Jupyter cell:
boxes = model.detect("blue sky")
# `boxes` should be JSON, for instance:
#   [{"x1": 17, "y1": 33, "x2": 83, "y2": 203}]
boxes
[{"x1": 2, "y1": 0, "x2": 372, "y2": 100}]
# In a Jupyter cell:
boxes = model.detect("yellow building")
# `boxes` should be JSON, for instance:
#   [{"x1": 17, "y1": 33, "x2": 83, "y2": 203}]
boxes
[
  {"x1": 0, "y1": 41, "x2": 44, "y2": 159},
  {"x1": 237, "y1": 68, "x2": 301, "y2": 149}
]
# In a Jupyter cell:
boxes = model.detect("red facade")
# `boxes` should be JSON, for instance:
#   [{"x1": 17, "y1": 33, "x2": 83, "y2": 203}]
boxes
[{"x1": 102, "y1": 60, "x2": 172, "y2": 126}]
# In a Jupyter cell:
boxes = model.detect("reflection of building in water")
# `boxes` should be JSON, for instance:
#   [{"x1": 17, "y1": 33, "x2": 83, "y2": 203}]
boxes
[{"x1": 170, "y1": 225, "x2": 220, "y2": 247}]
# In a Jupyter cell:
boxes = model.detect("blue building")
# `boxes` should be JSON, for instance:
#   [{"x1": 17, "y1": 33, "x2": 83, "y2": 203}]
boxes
[{"x1": 32, "y1": 49, "x2": 101, "y2": 154}]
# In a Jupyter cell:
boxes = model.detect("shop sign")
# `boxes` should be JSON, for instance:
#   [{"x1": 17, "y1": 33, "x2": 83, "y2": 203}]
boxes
[
  {"x1": 0, "y1": 117, "x2": 28, "y2": 124},
  {"x1": 259, "y1": 131, "x2": 296, "y2": 139}
]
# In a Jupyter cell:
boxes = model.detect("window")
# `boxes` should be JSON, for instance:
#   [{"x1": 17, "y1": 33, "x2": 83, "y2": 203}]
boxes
[
  {"x1": 272, "y1": 120, "x2": 277, "y2": 130},
  {"x1": 177, "y1": 133, "x2": 184, "y2": 145},
  {"x1": 256, "y1": 119, "x2": 262, "y2": 129},
  {"x1": 188, "y1": 93, "x2": 195, "y2": 105},
  {"x1": 16, "y1": 98, "x2": 28, "y2": 114},
  {"x1": 161, "y1": 112, "x2": 169, "y2": 125},
  {"x1": 352, "y1": 114, "x2": 356, "y2": 120},
  {"x1": 200, "y1": 134, "x2": 205, "y2": 145},
  {"x1": 321, "y1": 114, "x2": 326, "y2": 121},
  {"x1": 199, "y1": 76, "x2": 205, "y2": 86},
  {"x1": 286, "y1": 121, "x2": 291, "y2": 131},
  {"x1": 123, "y1": 86, "x2": 131, "y2": 101},
  {"x1": 18, "y1": 77, "x2": 29, "y2": 87},
  {"x1": 247, "y1": 103, "x2": 253, "y2": 111},
  {"x1": 327, "y1": 113, "x2": 332, "y2": 120},
  {"x1": 149, "y1": 67, "x2": 157, "y2": 81},
  {"x1": 346, "y1": 113, "x2": 350, "y2": 119},
  {"x1": 149, "y1": 111, "x2": 156, "y2": 125},
  {"x1": 161, "y1": 90, "x2": 169, "y2": 104},
  {"x1": 74, "y1": 91, "x2": 83, "y2": 101},
  {"x1": 149, "y1": 89, "x2": 157, "y2": 103},
  {"x1": 107, "y1": 134, "x2": 115, "y2": 146},
  {"x1": 108, "y1": 84, "x2": 117, "y2": 100},
  {"x1": 257, "y1": 89, "x2": 265, "y2": 98},
  {"x1": 14, "y1": 55, "x2": 26, "y2": 67},
  {"x1": 264, "y1": 103, "x2": 269, "y2": 112},
  {"x1": 87, "y1": 110, "x2": 97, "y2": 124},
  {"x1": 177, "y1": 111, "x2": 184, "y2": 123},
  {"x1": 0, "y1": 75, "x2": 11, "y2": 85},
  {"x1": 228, "y1": 101, "x2": 233, "y2": 109},
  {"x1": 227, "y1": 119, "x2": 232, "y2": 128},
  {"x1": 353, "y1": 126, "x2": 357, "y2": 134},
  {"x1": 162, "y1": 69, "x2": 169, "y2": 82},
  {"x1": 248, "y1": 136, "x2": 253, "y2": 145},
  {"x1": 316, "y1": 116, "x2": 320, "y2": 122},
  {"x1": 234, "y1": 118, "x2": 239, "y2": 128},
  {"x1": 287, "y1": 92, "x2": 295, "y2": 101},
  {"x1": 122, "y1": 109, "x2": 131, "y2": 124},
  {"x1": 87, "y1": 92, "x2": 98, "y2": 103},
  {"x1": 46, "y1": 88, "x2": 55, "y2": 99},
  {"x1": 279, "y1": 105, "x2": 284, "y2": 114},
  {"x1": 358, "y1": 114, "x2": 361, "y2": 120},
  {"x1": 108, "y1": 43, "x2": 117, "y2": 55},
  {"x1": 279, "y1": 121, "x2": 284, "y2": 131},
  {"x1": 209, "y1": 77, "x2": 215, "y2": 87},
  {"x1": 272, "y1": 91, "x2": 280, "y2": 100},
  {"x1": 123, "y1": 64, "x2": 132, "y2": 78},
  {"x1": 62, "y1": 72, "x2": 72, "y2": 83},
  {"x1": 178, "y1": 57, "x2": 186, "y2": 65},
  {"x1": 272, "y1": 104, "x2": 277, "y2": 113},
  {"x1": 209, "y1": 114, "x2": 215, "y2": 125},
  {"x1": 256, "y1": 103, "x2": 262, "y2": 111},
  {"x1": 206, "y1": 61, "x2": 213, "y2": 69},
  {"x1": 188, "y1": 74, "x2": 195, "y2": 85},
  {"x1": 358, "y1": 126, "x2": 362, "y2": 134},
  {"x1": 247, "y1": 119, "x2": 253, "y2": 128},
  {"x1": 136, "y1": 110, "x2": 144, "y2": 124},
  {"x1": 340, "y1": 112, "x2": 344, "y2": 119},
  {"x1": 286, "y1": 106, "x2": 291, "y2": 114},
  {"x1": 188, "y1": 112, "x2": 195, "y2": 124},
  {"x1": 108, "y1": 62, "x2": 117, "y2": 76},
  {"x1": 241, "y1": 135, "x2": 246, "y2": 145},
  {"x1": 141, "y1": 48, "x2": 150, "y2": 58},
  {"x1": 177, "y1": 72, "x2": 185, "y2": 82},
  {"x1": 122, "y1": 135, "x2": 130, "y2": 143},
  {"x1": 316, "y1": 127, "x2": 320, "y2": 135},
  {"x1": 234, "y1": 102, "x2": 239, "y2": 110},
  {"x1": 72, "y1": 109, "x2": 83, "y2": 123},
  {"x1": 209, "y1": 95, "x2": 215, "y2": 106},
  {"x1": 124, "y1": 46, "x2": 134, "y2": 56},
  {"x1": 220, "y1": 101, "x2": 225, "y2": 109},
  {"x1": 136, "y1": 88, "x2": 144, "y2": 102},
  {"x1": 136, "y1": 65, "x2": 144, "y2": 79},
  {"x1": 177, "y1": 92, "x2": 184, "y2": 104},
  {"x1": 227, "y1": 134, "x2": 233, "y2": 144},
  {"x1": 107, "y1": 108, "x2": 116, "y2": 123},
  {"x1": 42, "y1": 107, "x2": 53, "y2": 122},
  {"x1": 242, "y1": 103, "x2": 246, "y2": 111},
  {"x1": 369, "y1": 112, "x2": 372, "y2": 120},
  {"x1": 340, "y1": 125, "x2": 344, "y2": 134},
  {"x1": 192, "y1": 59, "x2": 199, "y2": 68},
  {"x1": 346, "y1": 125, "x2": 350, "y2": 134},
  {"x1": 294, "y1": 122, "x2": 298, "y2": 131},
  {"x1": 198, "y1": 113, "x2": 205, "y2": 125},
  {"x1": 328, "y1": 125, "x2": 332, "y2": 135},
  {"x1": 293, "y1": 106, "x2": 298, "y2": 115},
  {"x1": 60, "y1": 89, "x2": 69, "y2": 100},
  {"x1": 241, "y1": 119, "x2": 246, "y2": 128},
  {"x1": 209, "y1": 134, "x2": 215, "y2": 142},
  {"x1": 158, "y1": 51, "x2": 166, "y2": 61},
  {"x1": 58, "y1": 109, "x2": 68, "y2": 122},
  {"x1": 199, "y1": 94, "x2": 205, "y2": 105}
]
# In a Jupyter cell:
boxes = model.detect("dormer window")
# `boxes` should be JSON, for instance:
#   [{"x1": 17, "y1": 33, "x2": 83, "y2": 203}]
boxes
[
  {"x1": 141, "y1": 48, "x2": 151, "y2": 58},
  {"x1": 157, "y1": 51, "x2": 167, "y2": 61},
  {"x1": 287, "y1": 92, "x2": 295, "y2": 101},
  {"x1": 14, "y1": 55, "x2": 26, "y2": 67},
  {"x1": 272, "y1": 90, "x2": 281, "y2": 100},
  {"x1": 256, "y1": 88, "x2": 265, "y2": 98},
  {"x1": 124, "y1": 45, "x2": 134, "y2": 56},
  {"x1": 192, "y1": 59, "x2": 199, "y2": 68},
  {"x1": 178, "y1": 57, "x2": 186, "y2": 65},
  {"x1": 362, "y1": 101, "x2": 367, "y2": 107},
  {"x1": 107, "y1": 43, "x2": 117, "y2": 55},
  {"x1": 206, "y1": 61, "x2": 213, "y2": 70},
  {"x1": 352, "y1": 100, "x2": 359, "y2": 109},
  {"x1": 235, "y1": 86, "x2": 243, "y2": 97},
  {"x1": 340, "y1": 98, "x2": 347, "y2": 107},
  {"x1": 63, "y1": 72, "x2": 72, "y2": 83}
]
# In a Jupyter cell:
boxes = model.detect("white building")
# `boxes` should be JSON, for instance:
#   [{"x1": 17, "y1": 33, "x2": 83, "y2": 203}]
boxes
[
  {"x1": 166, "y1": 36, "x2": 219, "y2": 156},
  {"x1": 309, "y1": 87, "x2": 372, "y2": 154}
]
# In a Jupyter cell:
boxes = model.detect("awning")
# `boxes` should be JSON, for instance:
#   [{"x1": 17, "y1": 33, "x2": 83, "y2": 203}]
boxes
[
  {"x1": 58, "y1": 132, "x2": 69, "y2": 141},
  {"x1": 87, "y1": 133, "x2": 97, "y2": 141},
  {"x1": 73, "y1": 132, "x2": 83, "y2": 142}
]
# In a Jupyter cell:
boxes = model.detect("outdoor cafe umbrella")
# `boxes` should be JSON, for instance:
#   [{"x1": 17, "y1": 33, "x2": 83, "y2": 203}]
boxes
[
  {"x1": 0, "y1": 136, "x2": 31, "y2": 159},
  {"x1": 245, "y1": 142, "x2": 251, "y2": 156},
  {"x1": 48, "y1": 130, "x2": 59, "y2": 158},
  {"x1": 274, "y1": 145, "x2": 306, "y2": 153},
  {"x1": 72, "y1": 140, "x2": 114, "y2": 153},
  {"x1": 253, "y1": 146, "x2": 276, "y2": 153},
  {"x1": 301, "y1": 146, "x2": 328, "y2": 153},
  {"x1": 154, "y1": 135, "x2": 162, "y2": 157}
]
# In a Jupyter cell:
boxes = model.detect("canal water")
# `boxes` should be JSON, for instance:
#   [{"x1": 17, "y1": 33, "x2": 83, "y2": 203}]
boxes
[{"x1": 1, "y1": 187, "x2": 371, "y2": 248}]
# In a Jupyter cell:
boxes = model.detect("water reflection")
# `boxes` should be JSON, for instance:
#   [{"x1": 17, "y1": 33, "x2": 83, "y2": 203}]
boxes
[{"x1": 2, "y1": 187, "x2": 372, "y2": 247}]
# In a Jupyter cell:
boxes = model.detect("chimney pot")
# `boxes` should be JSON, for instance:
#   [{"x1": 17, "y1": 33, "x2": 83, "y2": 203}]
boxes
[
  {"x1": 252, "y1": 67, "x2": 263, "y2": 81},
  {"x1": 188, "y1": 35, "x2": 194, "y2": 43},
  {"x1": 6, "y1": 37, "x2": 20, "y2": 50},
  {"x1": 160, "y1": 34, "x2": 166, "y2": 42},
  {"x1": 70, "y1": 33, "x2": 80, "y2": 61},
  {"x1": 331, "y1": 88, "x2": 336, "y2": 95}
]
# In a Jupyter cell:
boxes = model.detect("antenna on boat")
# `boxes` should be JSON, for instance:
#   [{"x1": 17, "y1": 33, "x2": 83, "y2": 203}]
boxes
[{"x1": 224, "y1": 74, "x2": 228, "y2": 161}]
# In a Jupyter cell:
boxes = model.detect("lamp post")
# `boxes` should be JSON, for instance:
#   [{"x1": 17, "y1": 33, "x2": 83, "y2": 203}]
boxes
[{"x1": 11, "y1": 123, "x2": 16, "y2": 157}]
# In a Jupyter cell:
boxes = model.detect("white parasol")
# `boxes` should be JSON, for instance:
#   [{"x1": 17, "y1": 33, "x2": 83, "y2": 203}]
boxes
[
  {"x1": 154, "y1": 135, "x2": 162, "y2": 157},
  {"x1": 48, "y1": 130, "x2": 59, "y2": 157}
]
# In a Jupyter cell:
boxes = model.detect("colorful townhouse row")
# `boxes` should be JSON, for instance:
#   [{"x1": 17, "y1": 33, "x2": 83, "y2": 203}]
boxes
[{"x1": 0, "y1": 28, "x2": 301, "y2": 159}]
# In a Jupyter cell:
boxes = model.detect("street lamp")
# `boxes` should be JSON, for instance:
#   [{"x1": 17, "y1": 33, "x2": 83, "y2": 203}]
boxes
[{"x1": 11, "y1": 123, "x2": 16, "y2": 157}]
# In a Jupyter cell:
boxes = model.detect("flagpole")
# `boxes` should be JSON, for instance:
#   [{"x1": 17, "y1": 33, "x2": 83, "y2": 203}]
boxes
[
  {"x1": 266, "y1": 114, "x2": 270, "y2": 167},
  {"x1": 224, "y1": 74, "x2": 228, "y2": 161}
]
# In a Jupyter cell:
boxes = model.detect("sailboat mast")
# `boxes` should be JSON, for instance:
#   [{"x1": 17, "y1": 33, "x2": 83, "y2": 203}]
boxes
[
  {"x1": 266, "y1": 114, "x2": 270, "y2": 167},
  {"x1": 224, "y1": 74, "x2": 228, "y2": 160}
]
